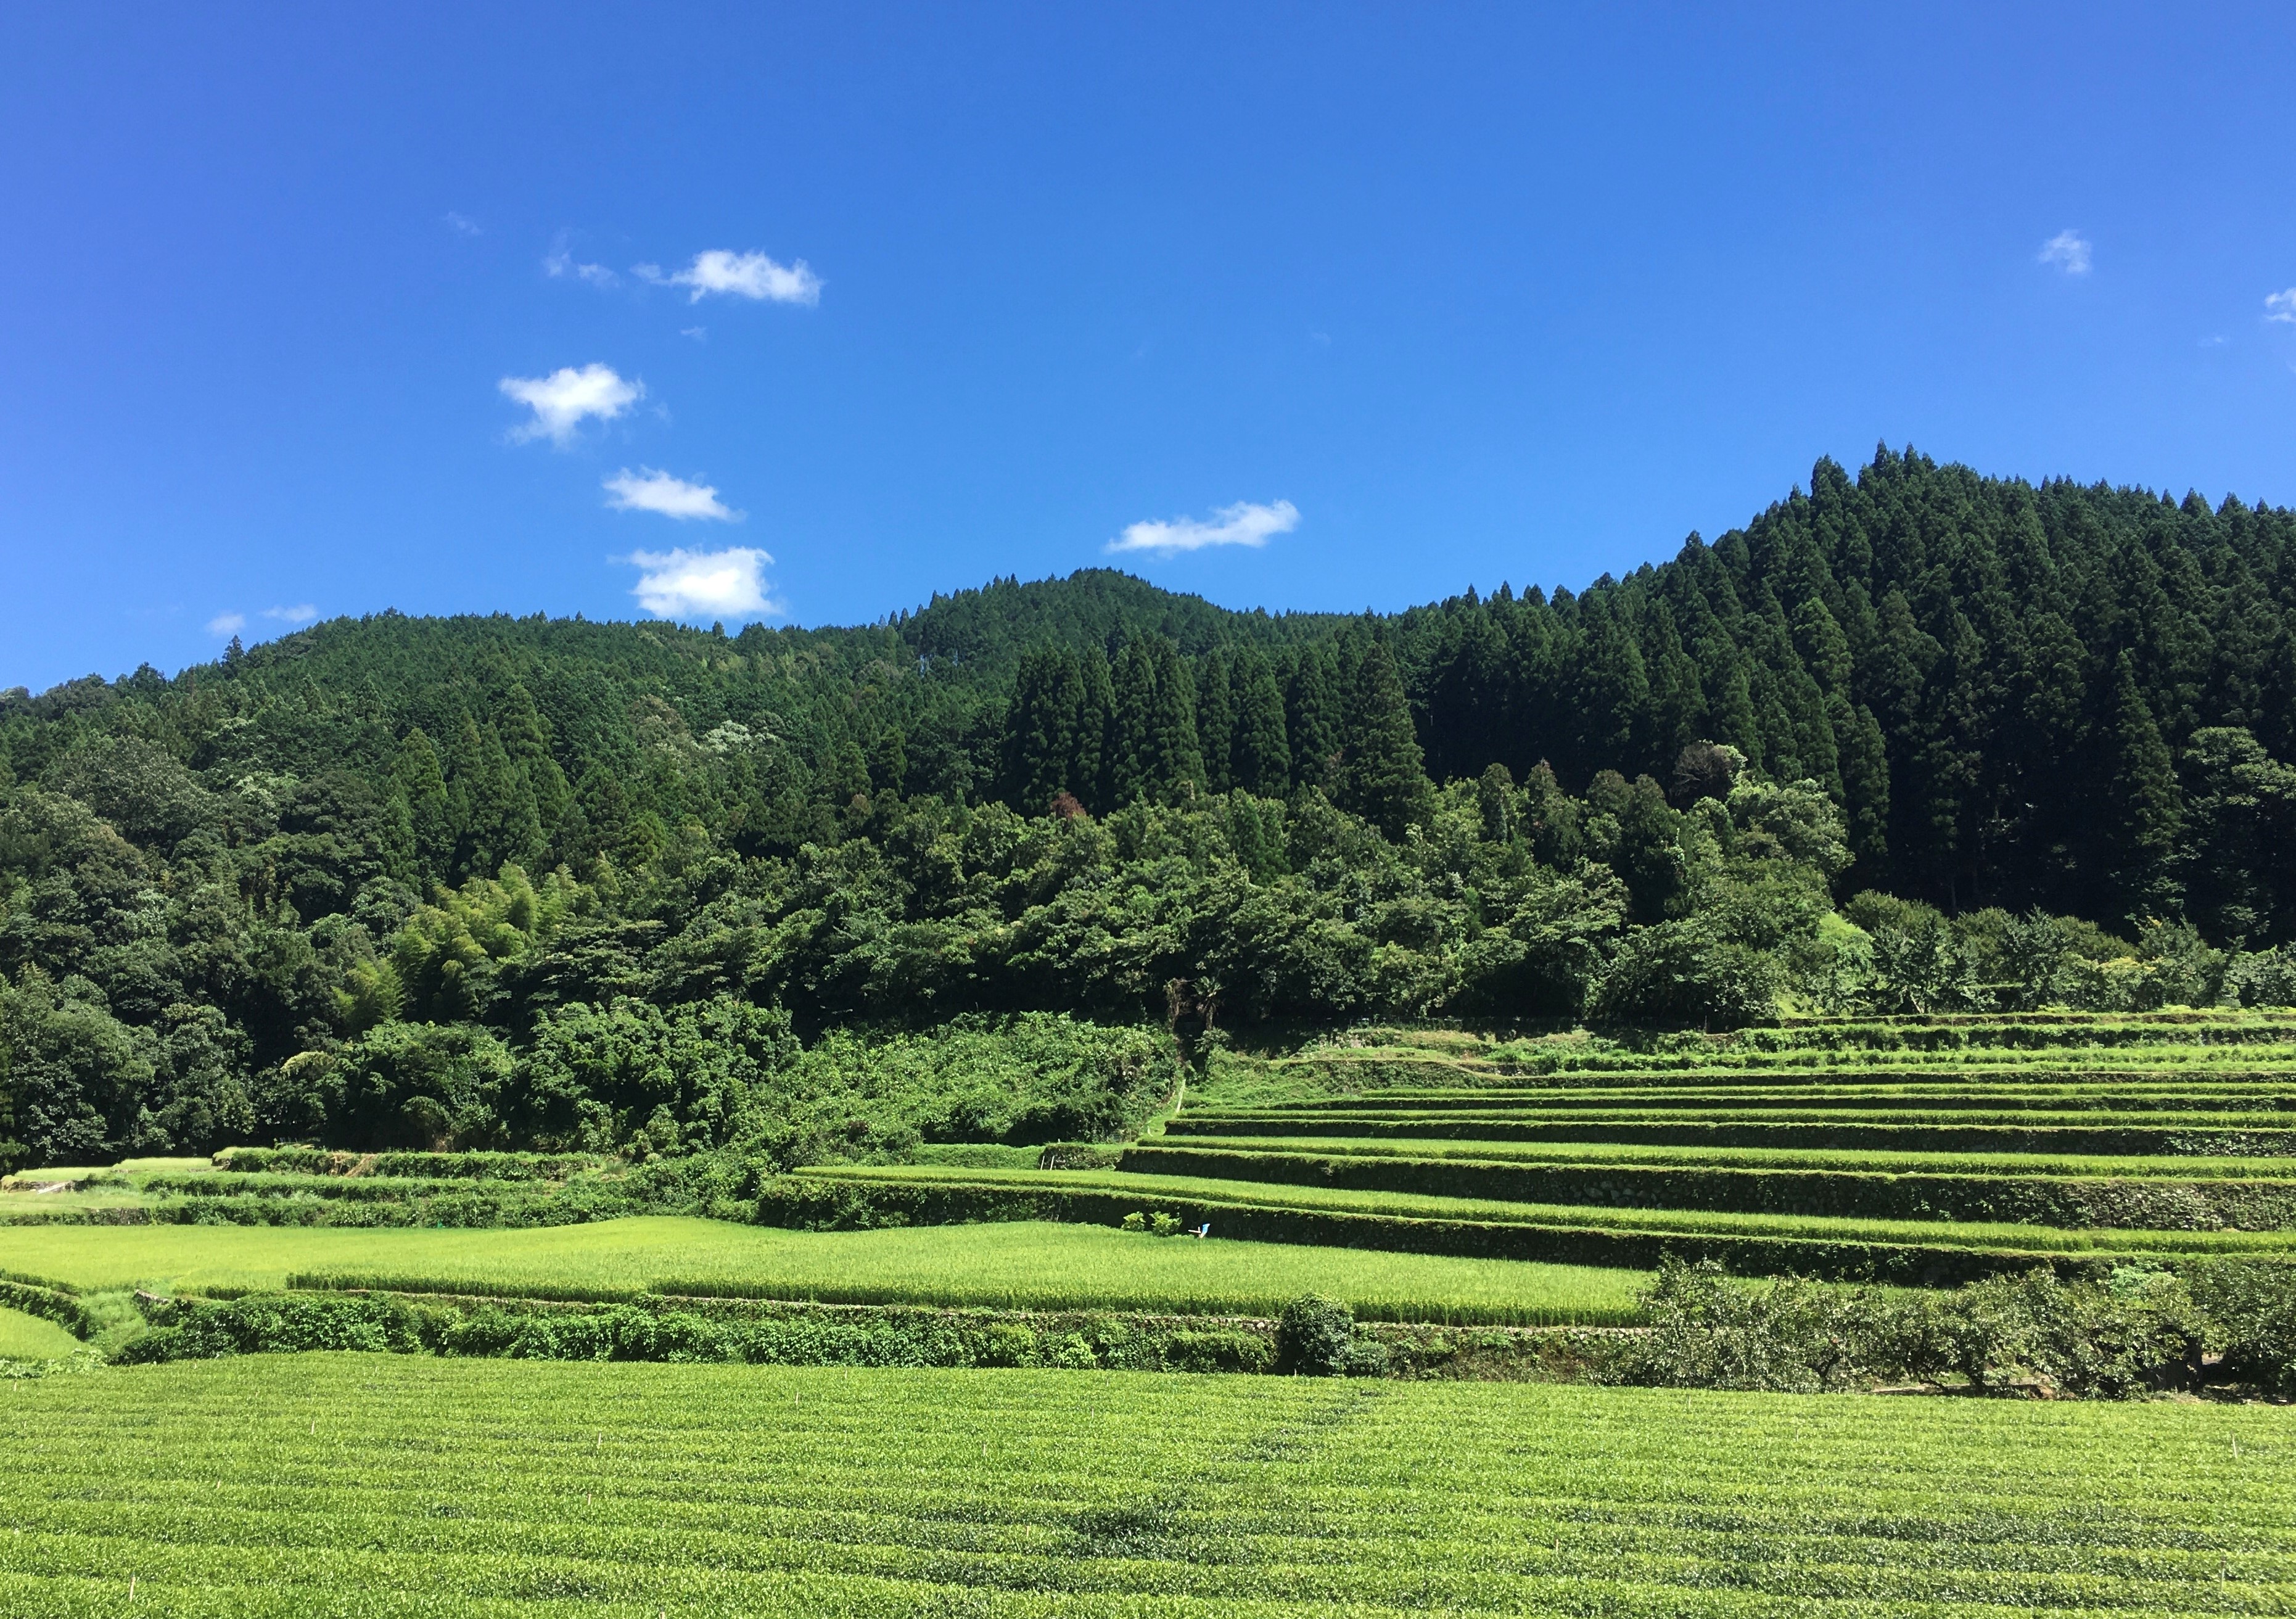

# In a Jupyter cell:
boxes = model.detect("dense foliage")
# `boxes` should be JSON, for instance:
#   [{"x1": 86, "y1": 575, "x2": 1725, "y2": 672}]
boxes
[
  {"x1": 9, "y1": 447, "x2": 2296, "y2": 1168},
  {"x1": 1617, "y1": 1254, "x2": 2296, "y2": 1399}
]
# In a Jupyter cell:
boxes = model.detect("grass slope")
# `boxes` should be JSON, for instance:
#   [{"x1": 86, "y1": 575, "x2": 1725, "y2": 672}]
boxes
[
  {"x1": 4, "y1": 1354, "x2": 2288, "y2": 1615},
  {"x1": 0, "y1": 1307, "x2": 80, "y2": 1360},
  {"x1": 0, "y1": 1216, "x2": 1647, "y2": 1324}
]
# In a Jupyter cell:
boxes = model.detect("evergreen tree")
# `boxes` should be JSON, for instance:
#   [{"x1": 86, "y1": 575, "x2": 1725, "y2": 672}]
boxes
[
  {"x1": 1613, "y1": 775, "x2": 1689, "y2": 923},
  {"x1": 1145, "y1": 636, "x2": 1204, "y2": 801},
  {"x1": 1194, "y1": 646, "x2": 1236, "y2": 794},
  {"x1": 1230, "y1": 647, "x2": 1292, "y2": 797},
  {"x1": 448, "y1": 715, "x2": 541, "y2": 879},
  {"x1": 1837, "y1": 700, "x2": 1891, "y2": 875},
  {"x1": 388, "y1": 727, "x2": 456, "y2": 884},
  {"x1": 868, "y1": 728, "x2": 908, "y2": 797},
  {"x1": 1339, "y1": 636, "x2": 1434, "y2": 838},
  {"x1": 2102, "y1": 649, "x2": 2183, "y2": 920},
  {"x1": 498, "y1": 682, "x2": 571, "y2": 846},
  {"x1": 1700, "y1": 642, "x2": 1763, "y2": 768},
  {"x1": 1285, "y1": 645, "x2": 1343, "y2": 790},
  {"x1": 1076, "y1": 645, "x2": 1115, "y2": 811},
  {"x1": 1108, "y1": 639, "x2": 1159, "y2": 807},
  {"x1": 1000, "y1": 646, "x2": 1078, "y2": 812},
  {"x1": 1476, "y1": 762, "x2": 1516, "y2": 842}
]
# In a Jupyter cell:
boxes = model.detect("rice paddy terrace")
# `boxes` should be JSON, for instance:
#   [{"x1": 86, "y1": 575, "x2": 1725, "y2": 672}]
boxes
[{"x1": 794, "y1": 1011, "x2": 2296, "y2": 1283}]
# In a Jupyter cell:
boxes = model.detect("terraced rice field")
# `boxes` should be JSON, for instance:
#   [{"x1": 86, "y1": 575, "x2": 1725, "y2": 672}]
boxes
[
  {"x1": 797, "y1": 1163, "x2": 2296, "y2": 1254},
  {"x1": 0, "y1": 1216, "x2": 1647, "y2": 1324},
  {"x1": 804, "y1": 1013, "x2": 2296, "y2": 1279},
  {"x1": 3, "y1": 1353, "x2": 2287, "y2": 1615}
]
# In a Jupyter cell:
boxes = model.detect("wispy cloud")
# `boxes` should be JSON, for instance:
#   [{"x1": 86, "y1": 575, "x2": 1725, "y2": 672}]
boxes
[
  {"x1": 1106, "y1": 500, "x2": 1300, "y2": 558},
  {"x1": 2267, "y1": 288, "x2": 2296, "y2": 324},
  {"x1": 680, "y1": 326, "x2": 707, "y2": 342},
  {"x1": 624, "y1": 546, "x2": 778, "y2": 620},
  {"x1": 544, "y1": 244, "x2": 619, "y2": 287},
  {"x1": 498, "y1": 364, "x2": 644, "y2": 445},
  {"x1": 2038, "y1": 229, "x2": 2092, "y2": 276},
  {"x1": 604, "y1": 468, "x2": 740, "y2": 521},
  {"x1": 207, "y1": 612, "x2": 245, "y2": 636},
  {"x1": 636, "y1": 250, "x2": 821, "y2": 305},
  {"x1": 263, "y1": 604, "x2": 317, "y2": 624},
  {"x1": 443, "y1": 212, "x2": 480, "y2": 236}
]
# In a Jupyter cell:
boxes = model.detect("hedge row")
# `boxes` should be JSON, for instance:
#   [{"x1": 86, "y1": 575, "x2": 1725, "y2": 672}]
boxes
[
  {"x1": 1119, "y1": 1146, "x2": 2296, "y2": 1232},
  {"x1": 110, "y1": 1288, "x2": 1622, "y2": 1380},
  {"x1": 213, "y1": 1148, "x2": 610, "y2": 1180},
  {"x1": 0, "y1": 1191, "x2": 665, "y2": 1231},
  {"x1": 1160, "y1": 1116, "x2": 2296, "y2": 1156},
  {"x1": 758, "y1": 1174, "x2": 2113, "y2": 1287},
  {"x1": 0, "y1": 1279, "x2": 94, "y2": 1339}
]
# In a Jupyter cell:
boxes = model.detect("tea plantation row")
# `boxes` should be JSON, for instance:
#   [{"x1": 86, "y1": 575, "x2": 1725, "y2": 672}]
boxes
[{"x1": 3, "y1": 1354, "x2": 2288, "y2": 1615}]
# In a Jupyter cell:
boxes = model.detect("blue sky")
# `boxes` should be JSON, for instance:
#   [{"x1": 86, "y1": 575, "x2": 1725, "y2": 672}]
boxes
[{"x1": 4, "y1": 3, "x2": 2295, "y2": 693}]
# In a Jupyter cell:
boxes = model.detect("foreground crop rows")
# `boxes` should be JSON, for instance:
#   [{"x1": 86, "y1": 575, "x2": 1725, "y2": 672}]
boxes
[{"x1": 2, "y1": 1354, "x2": 2290, "y2": 1615}]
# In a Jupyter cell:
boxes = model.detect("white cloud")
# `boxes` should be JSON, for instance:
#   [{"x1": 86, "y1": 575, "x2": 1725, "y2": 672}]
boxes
[
  {"x1": 498, "y1": 364, "x2": 643, "y2": 445},
  {"x1": 2038, "y1": 229, "x2": 2092, "y2": 275},
  {"x1": 637, "y1": 249, "x2": 821, "y2": 305},
  {"x1": 443, "y1": 212, "x2": 481, "y2": 236},
  {"x1": 2267, "y1": 288, "x2": 2296, "y2": 324},
  {"x1": 263, "y1": 604, "x2": 316, "y2": 624},
  {"x1": 207, "y1": 612, "x2": 245, "y2": 635},
  {"x1": 604, "y1": 468, "x2": 740, "y2": 521},
  {"x1": 545, "y1": 246, "x2": 618, "y2": 287},
  {"x1": 680, "y1": 326, "x2": 707, "y2": 342},
  {"x1": 1106, "y1": 499, "x2": 1300, "y2": 558},
  {"x1": 625, "y1": 546, "x2": 778, "y2": 620}
]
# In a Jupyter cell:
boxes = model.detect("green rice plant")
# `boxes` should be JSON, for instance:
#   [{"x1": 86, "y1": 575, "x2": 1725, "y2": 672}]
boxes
[
  {"x1": 794, "y1": 1163, "x2": 2296, "y2": 1258},
  {"x1": 1160, "y1": 1112, "x2": 2296, "y2": 1155},
  {"x1": 1116, "y1": 1142, "x2": 2296, "y2": 1231},
  {"x1": 0, "y1": 1354, "x2": 2287, "y2": 1614},
  {"x1": 1146, "y1": 1132, "x2": 2296, "y2": 1179},
  {"x1": 0, "y1": 1214, "x2": 1648, "y2": 1326},
  {"x1": 0, "y1": 1307, "x2": 80, "y2": 1360}
]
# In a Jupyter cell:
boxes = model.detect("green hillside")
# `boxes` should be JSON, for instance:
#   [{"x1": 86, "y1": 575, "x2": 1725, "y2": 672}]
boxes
[{"x1": 8, "y1": 448, "x2": 2296, "y2": 1169}]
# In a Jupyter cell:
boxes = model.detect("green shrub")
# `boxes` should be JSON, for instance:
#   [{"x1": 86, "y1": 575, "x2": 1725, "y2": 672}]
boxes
[
  {"x1": 2184, "y1": 1259, "x2": 2296, "y2": 1396},
  {"x1": 1613, "y1": 1256, "x2": 2211, "y2": 1398},
  {"x1": 1616, "y1": 1260, "x2": 1890, "y2": 1393},
  {"x1": 1277, "y1": 1293, "x2": 1358, "y2": 1376}
]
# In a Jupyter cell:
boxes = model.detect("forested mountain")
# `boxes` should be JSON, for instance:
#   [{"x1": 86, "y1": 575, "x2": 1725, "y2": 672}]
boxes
[{"x1": 7, "y1": 445, "x2": 2296, "y2": 1168}]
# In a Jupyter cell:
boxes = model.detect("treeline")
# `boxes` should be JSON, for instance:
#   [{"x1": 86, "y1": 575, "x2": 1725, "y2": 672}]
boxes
[{"x1": 7, "y1": 446, "x2": 2296, "y2": 1168}]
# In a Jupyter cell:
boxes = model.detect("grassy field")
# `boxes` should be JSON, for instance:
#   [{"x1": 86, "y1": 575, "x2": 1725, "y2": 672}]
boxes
[
  {"x1": 0, "y1": 1306, "x2": 80, "y2": 1360},
  {"x1": 2, "y1": 1353, "x2": 2287, "y2": 1615},
  {"x1": 0, "y1": 1216, "x2": 1649, "y2": 1324}
]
